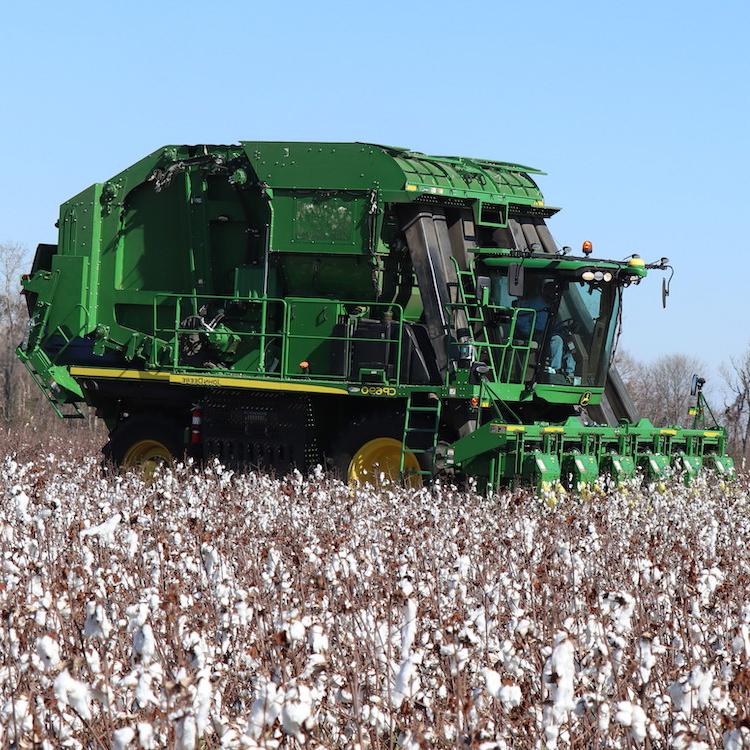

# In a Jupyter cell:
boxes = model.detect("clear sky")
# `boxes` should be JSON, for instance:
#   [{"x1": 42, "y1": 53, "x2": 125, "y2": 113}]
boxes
[{"x1": 1, "y1": 0, "x2": 748, "y2": 382}]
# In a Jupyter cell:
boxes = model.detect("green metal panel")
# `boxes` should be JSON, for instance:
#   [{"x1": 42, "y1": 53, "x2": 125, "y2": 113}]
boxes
[
  {"x1": 284, "y1": 299, "x2": 342, "y2": 378},
  {"x1": 563, "y1": 452, "x2": 599, "y2": 486},
  {"x1": 47, "y1": 255, "x2": 89, "y2": 337},
  {"x1": 272, "y1": 190, "x2": 371, "y2": 254},
  {"x1": 240, "y1": 141, "x2": 545, "y2": 206},
  {"x1": 601, "y1": 452, "x2": 636, "y2": 482}
]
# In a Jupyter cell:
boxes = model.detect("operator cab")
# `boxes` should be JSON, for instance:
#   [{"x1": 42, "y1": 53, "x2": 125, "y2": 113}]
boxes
[{"x1": 485, "y1": 263, "x2": 621, "y2": 388}]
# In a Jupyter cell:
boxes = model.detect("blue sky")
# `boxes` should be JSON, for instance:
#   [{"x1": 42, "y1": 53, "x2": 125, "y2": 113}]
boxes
[{"x1": 1, "y1": 0, "x2": 748, "y2": 381}]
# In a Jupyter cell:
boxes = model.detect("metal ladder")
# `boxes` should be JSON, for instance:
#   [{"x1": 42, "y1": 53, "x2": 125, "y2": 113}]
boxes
[
  {"x1": 400, "y1": 391, "x2": 442, "y2": 482},
  {"x1": 449, "y1": 267, "x2": 498, "y2": 381}
]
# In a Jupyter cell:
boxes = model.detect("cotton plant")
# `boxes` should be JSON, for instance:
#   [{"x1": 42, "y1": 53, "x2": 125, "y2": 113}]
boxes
[{"x1": 0, "y1": 444, "x2": 749, "y2": 747}]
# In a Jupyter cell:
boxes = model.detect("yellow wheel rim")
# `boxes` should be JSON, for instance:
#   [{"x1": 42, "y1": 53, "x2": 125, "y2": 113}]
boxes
[
  {"x1": 347, "y1": 437, "x2": 423, "y2": 488},
  {"x1": 122, "y1": 439, "x2": 173, "y2": 478}
]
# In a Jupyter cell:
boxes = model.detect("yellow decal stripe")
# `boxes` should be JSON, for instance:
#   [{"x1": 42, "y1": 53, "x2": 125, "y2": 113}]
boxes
[{"x1": 70, "y1": 366, "x2": 349, "y2": 396}]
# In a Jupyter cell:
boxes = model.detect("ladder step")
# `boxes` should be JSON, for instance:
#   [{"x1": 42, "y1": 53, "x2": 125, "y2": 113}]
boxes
[{"x1": 402, "y1": 392, "x2": 442, "y2": 478}]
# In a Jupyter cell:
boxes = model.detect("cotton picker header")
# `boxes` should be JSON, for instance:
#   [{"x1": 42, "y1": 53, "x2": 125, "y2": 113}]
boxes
[{"x1": 17, "y1": 142, "x2": 734, "y2": 489}]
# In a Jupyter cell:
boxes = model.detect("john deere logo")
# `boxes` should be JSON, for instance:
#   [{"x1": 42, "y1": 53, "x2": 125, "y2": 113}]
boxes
[{"x1": 579, "y1": 391, "x2": 592, "y2": 406}]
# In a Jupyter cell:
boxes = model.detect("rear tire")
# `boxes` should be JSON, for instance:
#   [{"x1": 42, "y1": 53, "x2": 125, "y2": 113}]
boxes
[
  {"x1": 329, "y1": 415, "x2": 425, "y2": 488},
  {"x1": 103, "y1": 414, "x2": 184, "y2": 475}
]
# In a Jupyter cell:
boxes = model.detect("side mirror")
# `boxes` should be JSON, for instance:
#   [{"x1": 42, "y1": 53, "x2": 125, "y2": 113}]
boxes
[
  {"x1": 508, "y1": 263, "x2": 525, "y2": 297},
  {"x1": 475, "y1": 276, "x2": 491, "y2": 306},
  {"x1": 661, "y1": 277, "x2": 669, "y2": 308},
  {"x1": 690, "y1": 373, "x2": 705, "y2": 396}
]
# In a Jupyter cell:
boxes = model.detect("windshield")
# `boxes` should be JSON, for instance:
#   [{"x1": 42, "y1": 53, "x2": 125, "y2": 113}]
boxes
[{"x1": 487, "y1": 268, "x2": 620, "y2": 387}]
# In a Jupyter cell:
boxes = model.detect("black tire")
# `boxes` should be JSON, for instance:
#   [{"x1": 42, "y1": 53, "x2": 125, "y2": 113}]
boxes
[
  {"x1": 103, "y1": 414, "x2": 185, "y2": 470},
  {"x1": 328, "y1": 414, "x2": 427, "y2": 486}
]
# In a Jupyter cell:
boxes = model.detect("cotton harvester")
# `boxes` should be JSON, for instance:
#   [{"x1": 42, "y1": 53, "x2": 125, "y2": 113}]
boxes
[{"x1": 17, "y1": 142, "x2": 734, "y2": 489}]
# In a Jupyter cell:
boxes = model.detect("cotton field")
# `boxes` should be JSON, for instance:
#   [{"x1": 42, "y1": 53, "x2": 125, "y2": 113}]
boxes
[{"x1": 1, "y1": 442, "x2": 750, "y2": 748}]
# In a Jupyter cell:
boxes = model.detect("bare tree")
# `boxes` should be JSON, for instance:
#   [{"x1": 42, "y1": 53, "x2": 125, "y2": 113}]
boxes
[
  {"x1": 722, "y1": 345, "x2": 750, "y2": 462},
  {"x1": 615, "y1": 350, "x2": 704, "y2": 427},
  {"x1": 0, "y1": 242, "x2": 30, "y2": 423}
]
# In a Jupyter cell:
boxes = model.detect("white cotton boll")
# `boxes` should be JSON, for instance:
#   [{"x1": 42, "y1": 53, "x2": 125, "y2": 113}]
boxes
[
  {"x1": 246, "y1": 680, "x2": 283, "y2": 740},
  {"x1": 637, "y1": 636, "x2": 656, "y2": 685},
  {"x1": 543, "y1": 632, "x2": 576, "y2": 717},
  {"x1": 85, "y1": 647, "x2": 102, "y2": 675},
  {"x1": 392, "y1": 654, "x2": 420, "y2": 708},
  {"x1": 614, "y1": 701, "x2": 647, "y2": 744},
  {"x1": 440, "y1": 643, "x2": 469, "y2": 676},
  {"x1": 133, "y1": 623, "x2": 156, "y2": 664},
  {"x1": 135, "y1": 671, "x2": 159, "y2": 708},
  {"x1": 281, "y1": 684, "x2": 313, "y2": 743},
  {"x1": 498, "y1": 683, "x2": 522, "y2": 710},
  {"x1": 287, "y1": 619, "x2": 306, "y2": 645},
  {"x1": 399, "y1": 578, "x2": 414, "y2": 597},
  {"x1": 194, "y1": 672, "x2": 212, "y2": 737},
  {"x1": 1, "y1": 695, "x2": 32, "y2": 740},
  {"x1": 689, "y1": 666, "x2": 713, "y2": 709},
  {"x1": 697, "y1": 567, "x2": 724, "y2": 605},
  {"x1": 654, "y1": 695, "x2": 671, "y2": 723},
  {"x1": 54, "y1": 669, "x2": 92, "y2": 720},
  {"x1": 601, "y1": 592, "x2": 635, "y2": 634},
  {"x1": 201, "y1": 544, "x2": 223, "y2": 583},
  {"x1": 113, "y1": 726, "x2": 135, "y2": 749},
  {"x1": 126, "y1": 601, "x2": 149, "y2": 631},
  {"x1": 14, "y1": 489, "x2": 31, "y2": 523},
  {"x1": 137, "y1": 722, "x2": 155, "y2": 749},
  {"x1": 483, "y1": 668, "x2": 502, "y2": 698},
  {"x1": 84, "y1": 600, "x2": 112, "y2": 640},
  {"x1": 543, "y1": 703, "x2": 561, "y2": 750},
  {"x1": 175, "y1": 715, "x2": 197, "y2": 750},
  {"x1": 36, "y1": 635, "x2": 61, "y2": 671},
  {"x1": 79, "y1": 512, "x2": 121, "y2": 544},
  {"x1": 483, "y1": 669, "x2": 521, "y2": 710},
  {"x1": 401, "y1": 598, "x2": 417, "y2": 656},
  {"x1": 126, "y1": 529, "x2": 139, "y2": 559},
  {"x1": 185, "y1": 632, "x2": 208, "y2": 669}
]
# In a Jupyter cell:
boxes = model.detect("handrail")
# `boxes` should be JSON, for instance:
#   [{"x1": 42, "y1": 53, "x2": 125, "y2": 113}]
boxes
[
  {"x1": 149, "y1": 293, "x2": 408, "y2": 385},
  {"x1": 444, "y1": 297, "x2": 537, "y2": 385}
]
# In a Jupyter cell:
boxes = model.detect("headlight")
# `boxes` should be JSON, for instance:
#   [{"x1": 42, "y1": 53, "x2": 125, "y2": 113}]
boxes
[
  {"x1": 582, "y1": 271, "x2": 595, "y2": 281},
  {"x1": 603, "y1": 272, "x2": 613, "y2": 282}
]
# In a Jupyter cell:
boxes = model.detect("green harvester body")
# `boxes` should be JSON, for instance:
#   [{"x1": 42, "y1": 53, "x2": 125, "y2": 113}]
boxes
[{"x1": 17, "y1": 142, "x2": 734, "y2": 488}]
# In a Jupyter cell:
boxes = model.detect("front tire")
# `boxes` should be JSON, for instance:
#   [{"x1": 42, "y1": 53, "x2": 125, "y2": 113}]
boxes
[
  {"x1": 103, "y1": 414, "x2": 184, "y2": 476},
  {"x1": 329, "y1": 416, "x2": 424, "y2": 488}
]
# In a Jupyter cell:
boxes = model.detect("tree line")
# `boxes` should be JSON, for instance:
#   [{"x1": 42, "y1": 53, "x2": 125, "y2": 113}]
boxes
[{"x1": 0, "y1": 242, "x2": 97, "y2": 434}]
